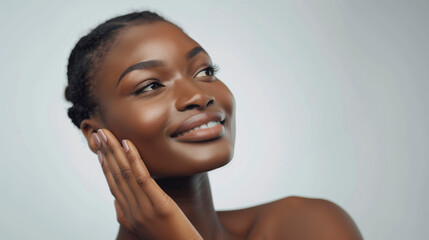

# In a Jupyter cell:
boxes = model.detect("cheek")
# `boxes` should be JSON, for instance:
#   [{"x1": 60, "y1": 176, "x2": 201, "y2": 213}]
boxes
[
  {"x1": 216, "y1": 80, "x2": 236, "y2": 144},
  {"x1": 109, "y1": 101, "x2": 169, "y2": 142},
  {"x1": 131, "y1": 104, "x2": 168, "y2": 140},
  {"x1": 215, "y1": 80, "x2": 236, "y2": 121}
]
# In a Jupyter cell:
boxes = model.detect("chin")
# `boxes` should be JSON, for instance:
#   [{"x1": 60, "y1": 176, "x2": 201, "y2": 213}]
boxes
[
  {"x1": 191, "y1": 144, "x2": 234, "y2": 174},
  {"x1": 150, "y1": 141, "x2": 235, "y2": 178}
]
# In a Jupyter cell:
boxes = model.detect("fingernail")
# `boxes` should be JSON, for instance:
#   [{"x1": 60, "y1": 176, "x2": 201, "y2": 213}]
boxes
[
  {"x1": 98, "y1": 129, "x2": 107, "y2": 144},
  {"x1": 122, "y1": 139, "x2": 129, "y2": 152},
  {"x1": 92, "y1": 133, "x2": 101, "y2": 148},
  {"x1": 97, "y1": 151, "x2": 103, "y2": 165}
]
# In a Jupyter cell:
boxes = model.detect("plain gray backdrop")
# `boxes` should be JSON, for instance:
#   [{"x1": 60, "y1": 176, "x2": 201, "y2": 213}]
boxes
[{"x1": 1, "y1": 0, "x2": 427, "y2": 239}]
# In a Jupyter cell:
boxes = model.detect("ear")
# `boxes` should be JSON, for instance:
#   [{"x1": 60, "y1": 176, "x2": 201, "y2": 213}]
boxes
[{"x1": 80, "y1": 118, "x2": 102, "y2": 154}]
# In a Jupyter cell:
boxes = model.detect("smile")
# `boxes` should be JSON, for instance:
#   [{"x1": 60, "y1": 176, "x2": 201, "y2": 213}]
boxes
[{"x1": 171, "y1": 119, "x2": 226, "y2": 142}]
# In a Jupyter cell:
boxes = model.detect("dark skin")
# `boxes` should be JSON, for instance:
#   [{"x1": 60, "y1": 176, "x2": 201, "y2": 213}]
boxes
[{"x1": 79, "y1": 21, "x2": 363, "y2": 239}]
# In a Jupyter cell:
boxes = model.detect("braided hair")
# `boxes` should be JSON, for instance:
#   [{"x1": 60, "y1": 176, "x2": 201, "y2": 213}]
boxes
[{"x1": 64, "y1": 10, "x2": 174, "y2": 129}]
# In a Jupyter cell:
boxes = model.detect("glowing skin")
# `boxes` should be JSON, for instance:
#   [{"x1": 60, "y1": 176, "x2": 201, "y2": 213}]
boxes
[
  {"x1": 92, "y1": 22, "x2": 236, "y2": 178},
  {"x1": 79, "y1": 21, "x2": 363, "y2": 239}
]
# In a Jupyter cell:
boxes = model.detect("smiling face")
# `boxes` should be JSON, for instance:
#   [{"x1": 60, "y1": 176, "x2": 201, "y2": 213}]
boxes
[{"x1": 90, "y1": 21, "x2": 236, "y2": 178}]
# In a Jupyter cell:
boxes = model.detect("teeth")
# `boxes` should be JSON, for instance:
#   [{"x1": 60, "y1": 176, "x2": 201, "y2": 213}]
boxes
[{"x1": 176, "y1": 121, "x2": 221, "y2": 137}]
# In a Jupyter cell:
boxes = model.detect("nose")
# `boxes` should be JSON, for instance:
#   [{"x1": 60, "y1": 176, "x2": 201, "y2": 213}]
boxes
[{"x1": 174, "y1": 78, "x2": 215, "y2": 111}]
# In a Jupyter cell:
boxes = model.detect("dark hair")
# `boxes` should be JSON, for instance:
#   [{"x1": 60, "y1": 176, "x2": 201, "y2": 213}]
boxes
[{"x1": 64, "y1": 10, "x2": 174, "y2": 129}]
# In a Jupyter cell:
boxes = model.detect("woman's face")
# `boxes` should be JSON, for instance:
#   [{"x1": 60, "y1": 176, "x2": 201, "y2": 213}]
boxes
[{"x1": 92, "y1": 21, "x2": 236, "y2": 178}]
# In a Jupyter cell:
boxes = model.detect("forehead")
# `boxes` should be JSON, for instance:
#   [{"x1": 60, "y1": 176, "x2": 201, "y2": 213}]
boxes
[
  {"x1": 105, "y1": 21, "x2": 197, "y2": 70},
  {"x1": 95, "y1": 21, "x2": 199, "y2": 89}
]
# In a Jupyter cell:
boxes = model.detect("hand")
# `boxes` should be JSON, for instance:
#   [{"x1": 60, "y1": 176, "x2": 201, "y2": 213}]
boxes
[{"x1": 93, "y1": 128, "x2": 203, "y2": 240}]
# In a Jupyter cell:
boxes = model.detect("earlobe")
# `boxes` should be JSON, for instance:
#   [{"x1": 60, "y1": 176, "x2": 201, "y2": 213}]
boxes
[{"x1": 80, "y1": 119, "x2": 101, "y2": 154}]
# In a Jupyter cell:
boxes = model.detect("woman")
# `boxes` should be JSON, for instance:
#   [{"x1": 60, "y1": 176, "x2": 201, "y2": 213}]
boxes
[{"x1": 64, "y1": 10, "x2": 363, "y2": 240}]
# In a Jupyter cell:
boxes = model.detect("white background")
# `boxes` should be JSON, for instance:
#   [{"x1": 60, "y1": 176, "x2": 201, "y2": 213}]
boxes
[{"x1": 1, "y1": 0, "x2": 428, "y2": 239}]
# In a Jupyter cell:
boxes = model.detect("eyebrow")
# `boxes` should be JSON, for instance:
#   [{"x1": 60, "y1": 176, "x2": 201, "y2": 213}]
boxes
[{"x1": 116, "y1": 46, "x2": 207, "y2": 88}]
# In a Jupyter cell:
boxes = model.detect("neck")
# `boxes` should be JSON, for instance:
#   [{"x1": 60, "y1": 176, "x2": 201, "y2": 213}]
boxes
[{"x1": 154, "y1": 172, "x2": 227, "y2": 240}]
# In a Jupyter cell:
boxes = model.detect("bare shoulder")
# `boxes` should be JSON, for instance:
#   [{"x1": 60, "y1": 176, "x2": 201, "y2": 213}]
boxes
[
  {"x1": 216, "y1": 200, "x2": 271, "y2": 239},
  {"x1": 259, "y1": 196, "x2": 364, "y2": 240},
  {"x1": 217, "y1": 196, "x2": 363, "y2": 240}
]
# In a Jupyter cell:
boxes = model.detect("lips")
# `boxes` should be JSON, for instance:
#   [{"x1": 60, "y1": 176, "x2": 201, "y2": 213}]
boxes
[{"x1": 170, "y1": 111, "x2": 226, "y2": 138}]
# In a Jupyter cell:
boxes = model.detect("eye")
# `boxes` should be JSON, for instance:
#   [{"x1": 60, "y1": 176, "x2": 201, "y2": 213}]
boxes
[
  {"x1": 134, "y1": 81, "x2": 164, "y2": 95},
  {"x1": 195, "y1": 64, "x2": 220, "y2": 78}
]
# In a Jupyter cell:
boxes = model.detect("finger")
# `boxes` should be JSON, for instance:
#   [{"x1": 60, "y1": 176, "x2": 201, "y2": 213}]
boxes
[
  {"x1": 125, "y1": 139, "x2": 174, "y2": 212},
  {"x1": 97, "y1": 150, "x2": 130, "y2": 218},
  {"x1": 97, "y1": 129, "x2": 151, "y2": 207},
  {"x1": 96, "y1": 130, "x2": 140, "y2": 216},
  {"x1": 114, "y1": 200, "x2": 133, "y2": 232}
]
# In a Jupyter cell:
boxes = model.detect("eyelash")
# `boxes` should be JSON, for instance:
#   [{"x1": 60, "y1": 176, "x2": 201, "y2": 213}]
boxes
[
  {"x1": 199, "y1": 64, "x2": 220, "y2": 77},
  {"x1": 133, "y1": 64, "x2": 220, "y2": 95}
]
